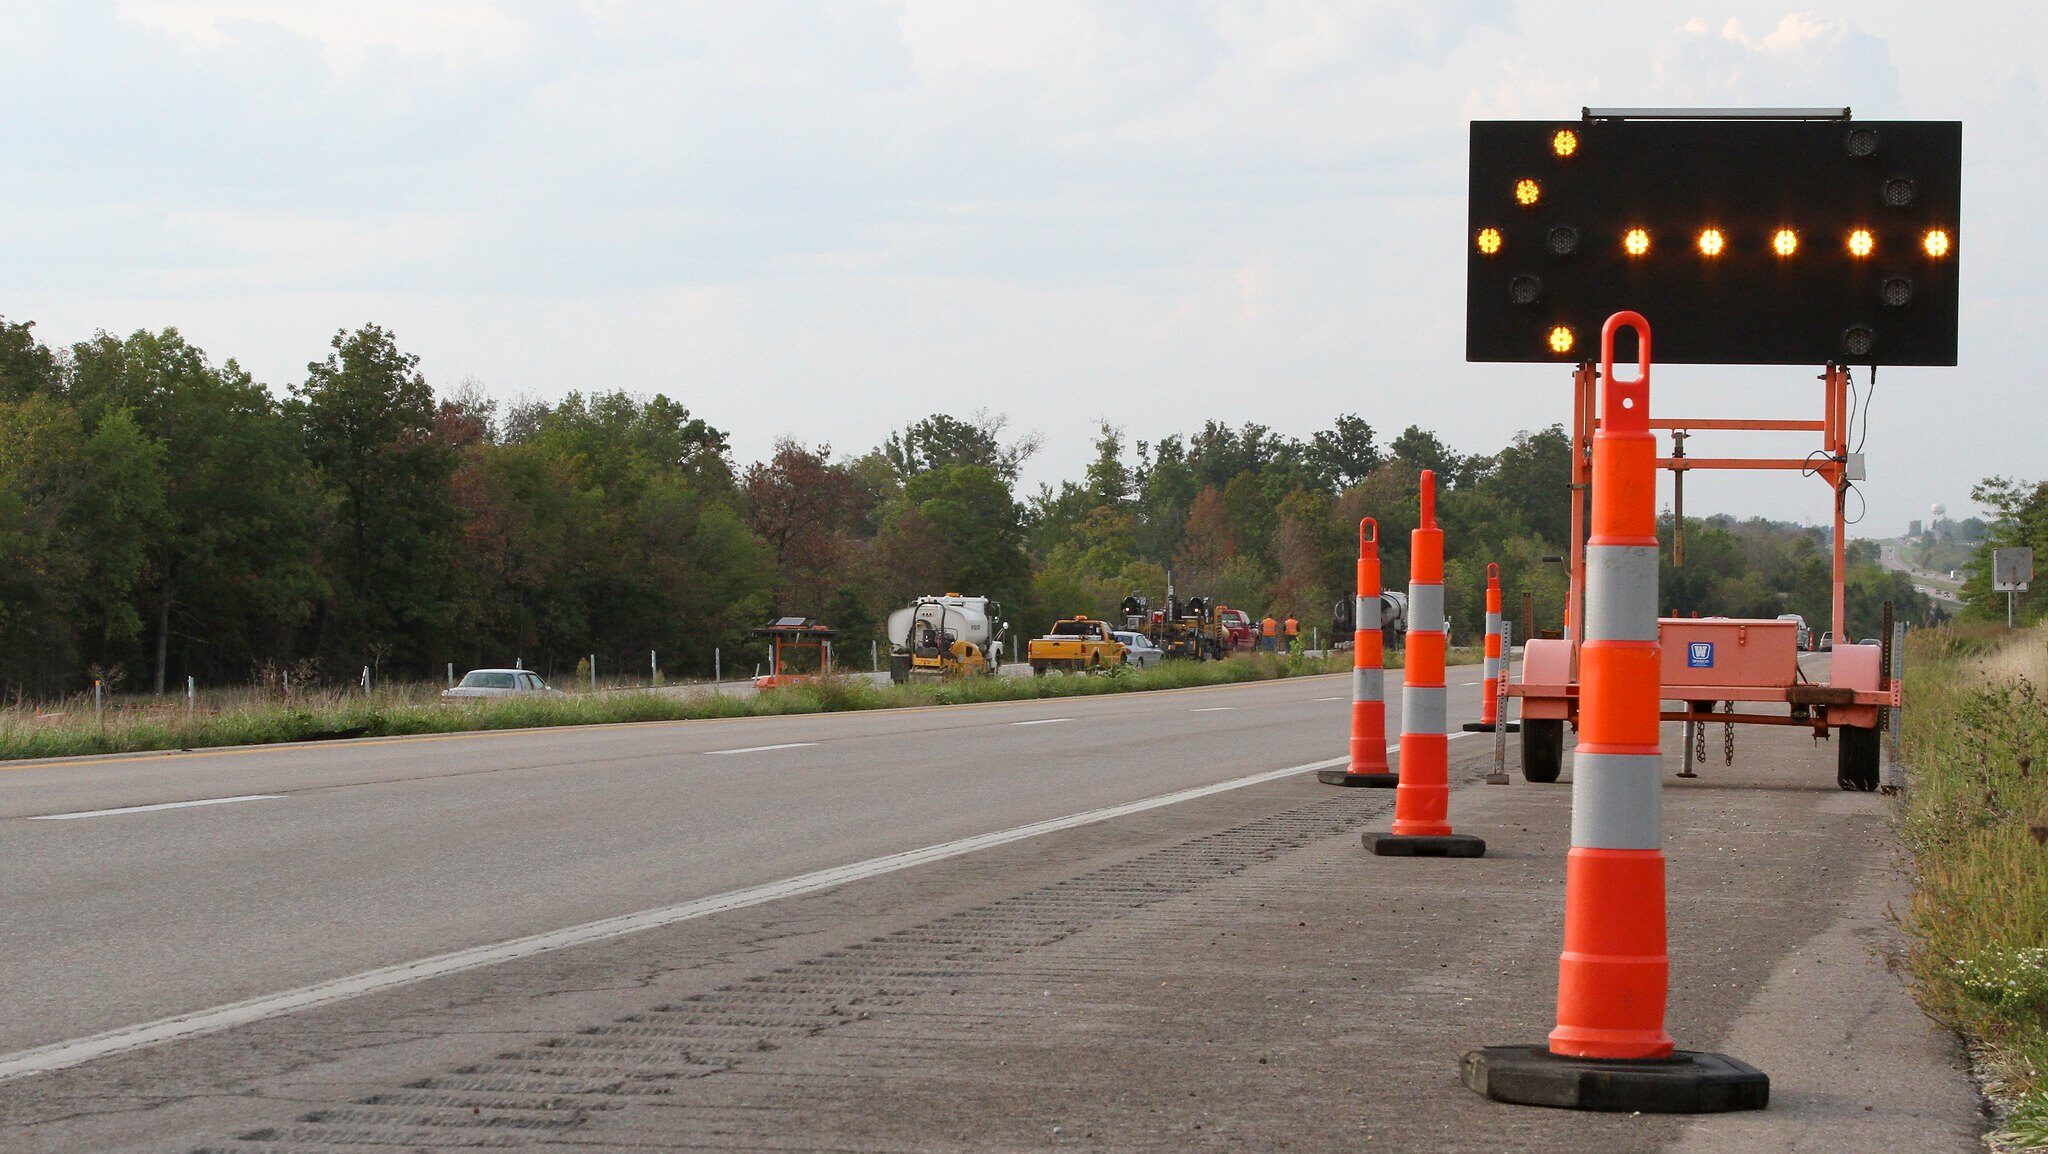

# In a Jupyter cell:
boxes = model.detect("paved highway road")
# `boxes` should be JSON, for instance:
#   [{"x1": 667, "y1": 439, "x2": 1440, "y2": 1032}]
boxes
[{"x1": 0, "y1": 665, "x2": 1491, "y2": 1063}]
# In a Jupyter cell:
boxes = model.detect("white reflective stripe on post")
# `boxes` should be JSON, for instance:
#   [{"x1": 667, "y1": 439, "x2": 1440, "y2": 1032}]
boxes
[
  {"x1": 1483, "y1": 656, "x2": 1501, "y2": 680},
  {"x1": 1568, "y1": 751, "x2": 1665, "y2": 849},
  {"x1": 1485, "y1": 610, "x2": 1502, "y2": 635},
  {"x1": 1356, "y1": 594, "x2": 1380, "y2": 630},
  {"x1": 1402, "y1": 684, "x2": 1447, "y2": 735},
  {"x1": 1584, "y1": 545, "x2": 1661, "y2": 642},
  {"x1": 1408, "y1": 583, "x2": 1444, "y2": 631},
  {"x1": 1353, "y1": 667, "x2": 1383, "y2": 701}
]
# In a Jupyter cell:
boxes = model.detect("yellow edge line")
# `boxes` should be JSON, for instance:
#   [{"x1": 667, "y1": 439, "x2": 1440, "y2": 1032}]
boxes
[{"x1": 2, "y1": 668, "x2": 1369, "y2": 773}]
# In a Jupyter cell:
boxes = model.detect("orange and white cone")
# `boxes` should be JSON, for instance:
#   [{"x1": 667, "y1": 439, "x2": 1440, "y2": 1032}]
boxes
[
  {"x1": 1321, "y1": 518, "x2": 1396, "y2": 787},
  {"x1": 1462, "y1": 313, "x2": 1766, "y2": 1112},
  {"x1": 1365, "y1": 470, "x2": 1485, "y2": 857},
  {"x1": 1464, "y1": 563, "x2": 1519, "y2": 733}
]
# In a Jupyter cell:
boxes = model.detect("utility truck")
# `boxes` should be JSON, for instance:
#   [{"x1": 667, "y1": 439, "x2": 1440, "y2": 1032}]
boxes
[
  {"x1": 886, "y1": 595, "x2": 1005, "y2": 683},
  {"x1": 1027, "y1": 618, "x2": 1126, "y2": 675}
]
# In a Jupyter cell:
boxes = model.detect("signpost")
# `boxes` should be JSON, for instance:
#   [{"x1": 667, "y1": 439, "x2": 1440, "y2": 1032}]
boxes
[{"x1": 1993, "y1": 547, "x2": 2034, "y2": 628}]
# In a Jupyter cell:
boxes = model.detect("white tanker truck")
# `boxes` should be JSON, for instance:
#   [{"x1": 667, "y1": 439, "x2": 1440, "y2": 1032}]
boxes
[{"x1": 886, "y1": 595, "x2": 1007, "y2": 682}]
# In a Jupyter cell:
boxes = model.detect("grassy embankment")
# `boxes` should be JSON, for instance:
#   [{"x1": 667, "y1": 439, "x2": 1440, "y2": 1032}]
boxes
[
  {"x1": 1902, "y1": 624, "x2": 2048, "y2": 1147},
  {"x1": 0, "y1": 649, "x2": 1473, "y2": 762}
]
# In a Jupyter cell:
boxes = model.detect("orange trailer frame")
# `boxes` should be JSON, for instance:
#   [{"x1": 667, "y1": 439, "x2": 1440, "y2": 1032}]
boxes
[{"x1": 1511, "y1": 360, "x2": 1900, "y2": 787}]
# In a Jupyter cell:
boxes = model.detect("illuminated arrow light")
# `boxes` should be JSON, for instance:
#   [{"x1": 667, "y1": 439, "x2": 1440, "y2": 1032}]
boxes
[
  {"x1": 1552, "y1": 129, "x2": 1578, "y2": 158},
  {"x1": 1923, "y1": 229, "x2": 1951, "y2": 258},
  {"x1": 1848, "y1": 229, "x2": 1875, "y2": 257},
  {"x1": 1476, "y1": 227, "x2": 1503, "y2": 255},
  {"x1": 1881, "y1": 277, "x2": 1915, "y2": 307},
  {"x1": 1515, "y1": 179, "x2": 1541, "y2": 207},
  {"x1": 1547, "y1": 326, "x2": 1575, "y2": 355},
  {"x1": 1697, "y1": 228, "x2": 1726, "y2": 257},
  {"x1": 1623, "y1": 228, "x2": 1651, "y2": 256},
  {"x1": 1772, "y1": 229, "x2": 1799, "y2": 257},
  {"x1": 1508, "y1": 275, "x2": 1543, "y2": 306}
]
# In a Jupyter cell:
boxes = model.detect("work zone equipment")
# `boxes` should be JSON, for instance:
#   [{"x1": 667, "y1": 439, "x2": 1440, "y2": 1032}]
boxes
[
  {"x1": 1463, "y1": 314, "x2": 1767, "y2": 1112},
  {"x1": 887, "y1": 595, "x2": 1005, "y2": 683},
  {"x1": 1462, "y1": 563, "x2": 1519, "y2": 734},
  {"x1": 1364, "y1": 472, "x2": 1485, "y2": 858},
  {"x1": 1319, "y1": 519, "x2": 1395, "y2": 788},
  {"x1": 751, "y1": 617, "x2": 837, "y2": 690},
  {"x1": 1477, "y1": 110, "x2": 1929, "y2": 792}
]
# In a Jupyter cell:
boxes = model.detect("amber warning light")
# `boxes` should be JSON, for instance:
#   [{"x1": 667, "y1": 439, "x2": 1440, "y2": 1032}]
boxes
[{"x1": 1466, "y1": 116, "x2": 1961, "y2": 366}]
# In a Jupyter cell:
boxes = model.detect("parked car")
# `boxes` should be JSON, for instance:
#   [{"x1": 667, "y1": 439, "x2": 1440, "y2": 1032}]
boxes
[
  {"x1": 442, "y1": 668, "x2": 566, "y2": 699},
  {"x1": 1775, "y1": 613, "x2": 1811, "y2": 652},
  {"x1": 1112, "y1": 631, "x2": 1166, "y2": 670},
  {"x1": 1816, "y1": 631, "x2": 1834, "y2": 652}
]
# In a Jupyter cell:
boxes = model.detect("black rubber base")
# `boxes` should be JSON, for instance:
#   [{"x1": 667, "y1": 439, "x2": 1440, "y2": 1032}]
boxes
[
  {"x1": 1461, "y1": 1046, "x2": 1769, "y2": 1113},
  {"x1": 1317, "y1": 769, "x2": 1399, "y2": 788},
  {"x1": 1461, "y1": 720, "x2": 1521, "y2": 732},
  {"x1": 1362, "y1": 832, "x2": 1487, "y2": 857}
]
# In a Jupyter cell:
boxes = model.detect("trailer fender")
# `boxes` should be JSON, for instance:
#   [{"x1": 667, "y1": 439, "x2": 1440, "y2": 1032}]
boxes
[{"x1": 1828, "y1": 642, "x2": 1884, "y2": 729}]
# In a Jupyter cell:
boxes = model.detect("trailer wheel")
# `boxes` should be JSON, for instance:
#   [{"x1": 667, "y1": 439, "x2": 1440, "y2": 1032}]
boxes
[
  {"x1": 1031, "y1": 662, "x2": 1047, "y2": 677},
  {"x1": 1837, "y1": 725, "x2": 1880, "y2": 792},
  {"x1": 1521, "y1": 719, "x2": 1564, "y2": 784}
]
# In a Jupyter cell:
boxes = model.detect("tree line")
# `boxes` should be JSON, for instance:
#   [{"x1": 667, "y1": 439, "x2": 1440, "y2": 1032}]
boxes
[{"x1": 0, "y1": 316, "x2": 1926, "y2": 699}]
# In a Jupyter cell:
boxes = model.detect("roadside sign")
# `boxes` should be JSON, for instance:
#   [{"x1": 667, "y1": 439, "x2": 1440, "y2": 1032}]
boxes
[
  {"x1": 1993, "y1": 547, "x2": 2034, "y2": 592},
  {"x1": 1466, "y1": 114, "x2": 1962, "y2": 366}
]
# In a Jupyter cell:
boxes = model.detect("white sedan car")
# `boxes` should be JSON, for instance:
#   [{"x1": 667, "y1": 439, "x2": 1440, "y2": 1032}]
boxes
[
  {"x1": 442, "y1": 668, "x2": 566, "y2": 699},
  {"x1": 1112, "y1": 631, "x2": 1166, "y2": 670}
]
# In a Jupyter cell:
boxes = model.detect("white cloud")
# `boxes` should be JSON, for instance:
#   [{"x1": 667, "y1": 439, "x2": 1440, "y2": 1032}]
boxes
[
  {"x1": 5, "y1": 1, "x2": 2046, "y2": 534},
  {"x1": 115, "y1": 0, "x2": 535, "y2": 75}
]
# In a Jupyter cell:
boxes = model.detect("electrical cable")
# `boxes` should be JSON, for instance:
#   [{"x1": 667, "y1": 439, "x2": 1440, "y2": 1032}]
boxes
[
  {"x1": 1855, "y1": 365, "x2": 1875, "y2": 454},
  {"x1": 1845, "y1": 483, "x2": 1867, "y2": 526}
]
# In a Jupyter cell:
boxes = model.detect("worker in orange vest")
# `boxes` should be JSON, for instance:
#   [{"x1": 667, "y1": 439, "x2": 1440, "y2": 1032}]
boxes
[
  {"x1": 1284, "y1": 614, "x2": 1300, "y2": 652},
  {"x1": 1261, "y1": 614, "x2": 1279, "y2": 653}
]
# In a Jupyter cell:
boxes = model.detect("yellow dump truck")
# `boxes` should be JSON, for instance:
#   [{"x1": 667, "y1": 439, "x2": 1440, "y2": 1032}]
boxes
[{"x1": 1026, "y1": 618, "x2": 1126, "y2": 675}]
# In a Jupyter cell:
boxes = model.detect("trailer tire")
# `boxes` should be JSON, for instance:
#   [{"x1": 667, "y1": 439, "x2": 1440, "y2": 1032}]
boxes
[
  {"x1": 1031, "y1": 662, "x2": 1047, "y2": 677},
  {"x1": 1522, "y1": 719, "x2": 1564, "y2": 784},
  {"x1": 1837, "y1": 724, "x2": 1880, "y2": 792}
]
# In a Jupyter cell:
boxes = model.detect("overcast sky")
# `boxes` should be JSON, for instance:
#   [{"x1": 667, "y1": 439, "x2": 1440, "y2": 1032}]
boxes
[{"x1": 4, "y1": 1, "x2": 2041, "y2": 535}]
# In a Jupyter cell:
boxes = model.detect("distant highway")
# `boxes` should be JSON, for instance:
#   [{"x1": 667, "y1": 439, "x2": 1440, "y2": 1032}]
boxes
[{"x1": 1880, "y1": 540, "x2": 1964, "y2": 606}]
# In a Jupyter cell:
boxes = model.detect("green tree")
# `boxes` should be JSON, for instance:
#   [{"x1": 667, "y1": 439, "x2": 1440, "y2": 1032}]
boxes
[
  {"x1": 292, "y1": 325, "x2": 458, "y2": 672},
  {"x1": 68, "y1": 329, "x2": 318, "y2": 690}
]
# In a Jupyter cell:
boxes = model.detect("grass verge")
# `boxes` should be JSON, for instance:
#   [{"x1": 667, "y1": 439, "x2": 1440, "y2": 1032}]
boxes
[
  {"x1": 0, "y1": 649, "x2": 1470, "y2": 763},
  {"x1": 1901, "y1": 623, "x2": 2048, "y2": 1147}
]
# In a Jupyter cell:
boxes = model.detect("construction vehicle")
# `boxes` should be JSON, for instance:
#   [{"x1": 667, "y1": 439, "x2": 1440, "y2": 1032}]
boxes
[
  {"x1": 1027, "y1": 617, "x2": 1126, "y2": 675},
  {"x1": 1330, "y1": 590, "x2": 1410, "y2": 651},
  {"x1": 886, "y1": 595, "x2": 1006, "y2": 683}
]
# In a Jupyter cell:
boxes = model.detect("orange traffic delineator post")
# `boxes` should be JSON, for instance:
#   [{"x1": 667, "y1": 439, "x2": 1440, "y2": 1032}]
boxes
[
  {"x1": 1463, "y1": 563, "x2": 1520, "y2": 734},
  {"x1": 1363, "y1": 470, "x2": 1485, "y2": 858},
  {"x1": 1462, "y1": 313, "x2": 1767, "y2": 1112},
  {"x1": 1320, "y1": 518, "x2": 1397, "y2": 788}
]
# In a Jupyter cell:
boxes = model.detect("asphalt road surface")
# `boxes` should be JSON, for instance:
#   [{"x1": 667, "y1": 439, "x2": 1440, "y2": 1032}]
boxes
[
  {"x1": 0, "y1": 665, "x2": 1482, "y2": 1060},
  {"x1": 0, "y1": 657, "x2": 1981, "y2": 1153}
]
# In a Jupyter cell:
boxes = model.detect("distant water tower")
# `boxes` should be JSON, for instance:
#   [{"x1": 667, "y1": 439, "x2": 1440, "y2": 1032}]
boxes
[{"x1": 1931, "y1": 502, "x2": 1949, "y2": 521}]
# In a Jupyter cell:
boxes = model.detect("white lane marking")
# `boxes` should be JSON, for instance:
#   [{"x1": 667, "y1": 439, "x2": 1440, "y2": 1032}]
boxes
[
  {"x1": 27, "y1": 795, "x2": 284, "y2": 822},
  {"x1": 1189, "y1": 706, "x2": 1236, "y2": 713},
  {"x1": 702, "y1": 742, "x2": 817, "y2": 756},
  {"x1": 0, "y1": 752, "x2": 1348, "y2": 1082},
  {"x1": 1313, "y1": 696, "x2": 1347, "y2": 702},
  {"x1": 1010, "y1": 718, "x2": 1072, "y2": 727}
]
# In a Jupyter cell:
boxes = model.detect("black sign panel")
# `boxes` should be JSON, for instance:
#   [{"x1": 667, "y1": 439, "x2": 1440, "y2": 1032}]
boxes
[{"x1": 1466, "y1": 117, "x2": 1961, "y2": 366}]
